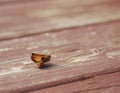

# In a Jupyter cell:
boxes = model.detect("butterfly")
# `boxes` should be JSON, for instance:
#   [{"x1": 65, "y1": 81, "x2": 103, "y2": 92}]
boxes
[{"x1": 31, "y1": 53, "x2": 51, "y2": 68}]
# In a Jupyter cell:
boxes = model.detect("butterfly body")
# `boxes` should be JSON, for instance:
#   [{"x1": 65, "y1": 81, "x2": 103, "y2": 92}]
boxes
[{"x1": 31, "y1": 53, "x2": 51, "y2": 68}]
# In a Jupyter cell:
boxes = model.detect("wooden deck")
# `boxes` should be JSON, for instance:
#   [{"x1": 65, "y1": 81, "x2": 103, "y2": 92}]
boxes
[{"x1": 0, "y1": 0, "x2": 120, "y2": 93}]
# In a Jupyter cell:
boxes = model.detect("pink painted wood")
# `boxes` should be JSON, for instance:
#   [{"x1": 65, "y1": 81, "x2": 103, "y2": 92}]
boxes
[
  {"x1": 31, "y1": 72, "x2": 120, "y2": 93},
  {"x1": 0, "y1": 0, "x2": 120, "y2": 93},
  {"x1": 0, "y1": 0, "x2": 120, "y2": 40}
]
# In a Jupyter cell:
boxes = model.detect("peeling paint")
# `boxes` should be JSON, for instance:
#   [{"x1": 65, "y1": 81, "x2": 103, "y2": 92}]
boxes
[
  {"x1": 70, "y1": 48, "x2": 101, "y2": 63},
  {"x1": 70, "y1": 54, "x2": 95, "y2": 63},
  {"x1": 37, "y1": 76, "x2": 63, "y2": 84},
  {"x1": 0, "y1": 47, "x2": 13, "y2": 52},
  {"x1": 23, "y1": 61, "x2": 31, "y2": 65},
  {"x1": 0, "y1": 66, "x2": 23, "y2": 76},
  {"x1": 106, "y1": 50, "x2": 120, "y2": 59}
]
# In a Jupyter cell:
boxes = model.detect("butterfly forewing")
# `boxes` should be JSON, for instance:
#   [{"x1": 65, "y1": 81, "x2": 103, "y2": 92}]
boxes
[
  {"x1": 31, "y1": 53, "x2": 44, "y2": 63},
  {"x1": 31, "y1": 53, "x2": 51, "y2": 68}
]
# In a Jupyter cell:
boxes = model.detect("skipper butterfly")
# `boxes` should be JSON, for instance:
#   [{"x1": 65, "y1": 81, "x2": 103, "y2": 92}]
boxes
[{"x1": 31, "y1": 53, "x2": 51, "y2": 68}]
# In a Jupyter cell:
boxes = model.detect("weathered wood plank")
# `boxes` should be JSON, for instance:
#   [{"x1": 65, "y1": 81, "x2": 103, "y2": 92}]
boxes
[
  {"x1": 30, "y1": 72, "x2": 120, "y2": 93},
  {"x1": 0, "y1": 0, "x2": 120, "y2": 40},
  {"x1": 0, "y1": 21, "x2": 120, "y2": 93}
]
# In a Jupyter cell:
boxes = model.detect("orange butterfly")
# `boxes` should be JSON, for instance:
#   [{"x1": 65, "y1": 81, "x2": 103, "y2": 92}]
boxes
[{"x1": 31, "y1": 53, "x2": 51, "y2": 68}]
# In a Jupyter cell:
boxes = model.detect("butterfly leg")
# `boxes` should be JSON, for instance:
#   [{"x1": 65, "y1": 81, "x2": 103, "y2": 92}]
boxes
[{"x1": 37, "y1": 61, "x2": 44, "y2": 68}]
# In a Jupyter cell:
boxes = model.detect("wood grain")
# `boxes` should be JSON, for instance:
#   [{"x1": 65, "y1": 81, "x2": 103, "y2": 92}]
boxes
[
  {"x1": 31, "y1": 72, "x2": 120, "y2": 93},
  {"x1": 0, "y1": 21, "x2": 120, "y2": 93},
  {"x1": 0, "y1": 0, "x2": 120, "y2": 93},
  {"x1": 0, "y1": 0, "x2": 120, "y2": 40}
]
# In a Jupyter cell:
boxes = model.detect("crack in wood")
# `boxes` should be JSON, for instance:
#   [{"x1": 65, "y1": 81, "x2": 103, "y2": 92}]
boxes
[{"x1": 75, "y1": 85, "x2": 120, "y2": 93}]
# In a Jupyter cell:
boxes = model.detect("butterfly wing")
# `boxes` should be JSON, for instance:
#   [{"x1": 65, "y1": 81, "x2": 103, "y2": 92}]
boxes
[
  {"x1": 31, "y1": 53, "x2": 51, "y2": 68},
  {"x1": 31, "y1": 53, "x2": 44, "y2": 63}
]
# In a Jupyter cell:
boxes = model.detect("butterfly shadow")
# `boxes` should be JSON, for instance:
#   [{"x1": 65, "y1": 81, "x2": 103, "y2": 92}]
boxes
[{"x1": 40, "y1": 63, "x2": 57, "y2": 70}]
